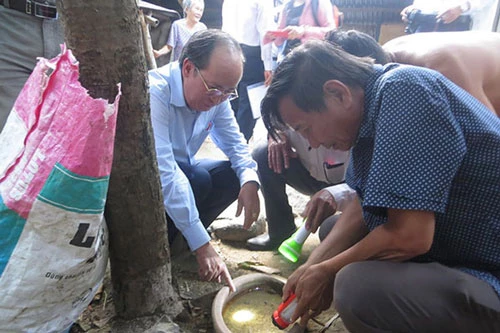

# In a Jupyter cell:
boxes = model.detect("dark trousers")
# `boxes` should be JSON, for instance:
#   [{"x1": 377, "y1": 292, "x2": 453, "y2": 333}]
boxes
[
  {"x1": 233, "y1": 44, "x2": 265, "y2": 142},
  {"x1": 335, "y1": 261, "x2": 500, "y2": 333},
  {"x1": 415, "y1": 16, "x2": 472, "y2": 33},
  {"x1": 252, "y1": 141, "x2": 329, "y2": 241},
  {"x1": 166, "y1": 159, "x2": 240, "y2": 244},
  {"x1": 406, "y1": 11, "x2": 472, "y2": 33}
]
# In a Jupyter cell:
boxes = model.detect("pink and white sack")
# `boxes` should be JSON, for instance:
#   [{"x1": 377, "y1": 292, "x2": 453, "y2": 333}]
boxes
[{"x1": 0, "y1": 46, "x2": 120, "y2": 332}]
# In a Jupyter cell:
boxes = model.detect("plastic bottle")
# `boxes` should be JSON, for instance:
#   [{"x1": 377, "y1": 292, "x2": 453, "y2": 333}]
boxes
[{"x1": 272, "y1": 293, "x2": 298, "y2": 329}]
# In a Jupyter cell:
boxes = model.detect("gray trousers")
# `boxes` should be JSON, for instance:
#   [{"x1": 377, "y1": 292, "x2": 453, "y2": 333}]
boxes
[
  {"x1": 334, "y1": 261, "x2": 500, "y2": 333},
  {"x1": 0, "y1": 6, "x2": 63, "y2": 131}
]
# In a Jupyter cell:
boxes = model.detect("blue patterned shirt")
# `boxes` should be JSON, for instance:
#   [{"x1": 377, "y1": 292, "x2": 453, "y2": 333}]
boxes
[{"x1": 346, "y1": 64, "x2": 500, "y2": 296}]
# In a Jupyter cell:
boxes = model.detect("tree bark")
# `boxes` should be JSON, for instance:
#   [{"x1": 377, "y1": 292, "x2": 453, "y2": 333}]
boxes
[{"x1": 57, "y1": 0, "x2": 182, "y2": 329}]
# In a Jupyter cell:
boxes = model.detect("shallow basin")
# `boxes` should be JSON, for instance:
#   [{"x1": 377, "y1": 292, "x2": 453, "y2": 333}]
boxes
[{"x1": 212, "y1": 273, "x2": 287, "y2": 333}]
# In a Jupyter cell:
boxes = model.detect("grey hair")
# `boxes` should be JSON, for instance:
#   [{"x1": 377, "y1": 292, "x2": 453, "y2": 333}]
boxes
[
  {"x1": 179, "y1": 29, "x2": 243, "y2": 71},
  {"x1": 261, "y1": 40, "x2": 374, "y2": 140},
  {"x1": 182, "y1": 0, "x2": 204, "y2": 14}
]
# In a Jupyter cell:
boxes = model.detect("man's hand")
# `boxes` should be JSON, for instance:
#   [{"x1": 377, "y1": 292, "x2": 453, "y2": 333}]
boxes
[
  {"x1": 282, "y1": 262, "x2": 334, "y2": 326},
  {"x1": 400, "y1": 5, "x2": 414, "y2": 22},
  {"x1": 264, "y1": 70, "x2": 273, "y2": 86},
  {"x1": 292, "y1": 262, "x2": 335, "y2": 326},
  {"x1": 437, "y1": 5, "x2": 463, "y2": 24},
  {"x1": 235, "y1": 181, "x2": 260, "y2": 230},
  {"x1": 268, "y1": 132, "x2": 297, "y2": 174},
  {"x1": 282, "y1": 264, "x2": 309, "y2": 301},
  {"x1": 195, "y1": 242, "x2": 236, "y2": 292},
  {"x1": 303, "y1": 190, "x2": 338, "y2": 233}
]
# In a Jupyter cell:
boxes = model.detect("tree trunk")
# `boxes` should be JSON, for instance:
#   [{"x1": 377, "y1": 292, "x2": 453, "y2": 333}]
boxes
[{"x1": 57, "y1": 0, "x2": 182, "y2": 329}]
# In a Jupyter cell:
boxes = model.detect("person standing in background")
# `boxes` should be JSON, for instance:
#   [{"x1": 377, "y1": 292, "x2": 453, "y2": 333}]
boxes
[
  {"x1": 154, "y1": 0, "x2": 207, "y2": 61},
  {"x1": 0, "y1": 0, "x2": 64, "y2": 132},
  {"x1": 401, "y1": 0, "x2": 475, "y2": 33},
  {"x1": 265, "y1": 0, "x2": 337, "y2": 62},
  {"x1": 246, "y1": 128, "x2": 354, "y2": 250},
  {"x1": 222, "y1": 0, "x2": 276, "y2": 142}
]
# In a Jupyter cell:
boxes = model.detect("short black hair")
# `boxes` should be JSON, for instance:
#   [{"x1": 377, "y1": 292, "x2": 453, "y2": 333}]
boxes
[
  {"x1": 179, "y1": 29, "x2": 243, "y2": 70},
  {"x1": 325, "y1": 29, "x2": 390, "y2": 65},
  {"x1": 261, "y1": 40, "x2": 374, "y2": 140}
]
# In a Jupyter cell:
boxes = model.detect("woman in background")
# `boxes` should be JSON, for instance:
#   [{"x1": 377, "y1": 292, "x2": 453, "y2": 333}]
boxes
[
  {"x1": 154, "y1": 0, "x2": 207, "y2": 61},
  {"x1": 266, "y1": 0, "x2": 337, "y2": 60}
]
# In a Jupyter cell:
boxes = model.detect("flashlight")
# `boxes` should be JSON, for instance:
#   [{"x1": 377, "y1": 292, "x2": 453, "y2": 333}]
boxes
[
  {"x1": 278, "y1": 219, "x2": 310, "y2": 263},
  {"x1": 272, "y1": 293, "x2": 298, "y2": 329}
]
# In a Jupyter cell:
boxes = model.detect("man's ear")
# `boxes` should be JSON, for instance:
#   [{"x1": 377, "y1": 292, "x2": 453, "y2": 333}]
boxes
[
  {"x1": 323, "y1": 80, "x2": 353, "y2": 108},
  {"x1": 182, "y1": 58, "x2": 194, "y2": 77}
]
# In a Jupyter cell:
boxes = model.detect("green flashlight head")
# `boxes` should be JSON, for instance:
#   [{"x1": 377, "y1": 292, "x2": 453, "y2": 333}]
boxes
[
  {"x1": 278, "y1": 221, "x2": 311, "y2": 263},
  {"x1": 278, "y1": 237, "x2": 303, "y2": 263}
]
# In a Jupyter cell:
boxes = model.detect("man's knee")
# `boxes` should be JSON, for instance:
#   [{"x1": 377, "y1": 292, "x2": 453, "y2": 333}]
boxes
[
  {"x1": 318, "y1": 214, "x2": 341, "y2": 241},
  {"x1": 179, "y1": 162, "x2": 212, "y2": 201},
  {"x1": 335, "y1": 262, "x2": 368, "y2": 307},
  {"x1": 192, "y1": 167, "x2": 212, "y2": 194},
  {"x1": 334, "y1": 261, "x2": 386, "y2": 321}
]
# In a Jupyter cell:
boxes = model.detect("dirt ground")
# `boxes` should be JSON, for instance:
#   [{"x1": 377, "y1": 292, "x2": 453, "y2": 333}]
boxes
[
  {"x1": 72, "y1": 130, "x2": 349, "y2": 333},
  {"x1": 73, "y1": 218, "x2": 348, "y2": 333}
]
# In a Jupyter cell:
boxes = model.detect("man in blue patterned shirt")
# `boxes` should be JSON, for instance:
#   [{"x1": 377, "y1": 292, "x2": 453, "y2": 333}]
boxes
[{"x1": 261, "y1": 40, "x2": 500, "y2": 332}]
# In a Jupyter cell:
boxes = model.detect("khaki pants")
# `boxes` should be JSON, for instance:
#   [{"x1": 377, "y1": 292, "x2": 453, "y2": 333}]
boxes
[
  {"x1": 0, "y1": 5, "x2": 63, "y2": 131},
  {"x1": 334, "y1": 261, "x2": 500, "y2": 332}
]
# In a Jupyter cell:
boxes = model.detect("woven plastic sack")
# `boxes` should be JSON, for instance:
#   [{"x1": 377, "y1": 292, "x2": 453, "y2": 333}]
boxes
[{"x1": 0, "y1": 46, "x2": 120, "y2": 332}]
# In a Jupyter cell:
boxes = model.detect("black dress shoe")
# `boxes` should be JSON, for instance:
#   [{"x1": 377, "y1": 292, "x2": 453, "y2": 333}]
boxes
[{"x1": 246, "y1": 234, "x2": 284, "y2": 251}]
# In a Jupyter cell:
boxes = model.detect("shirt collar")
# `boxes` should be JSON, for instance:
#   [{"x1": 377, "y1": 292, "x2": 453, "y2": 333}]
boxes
[{"x1": 169, "y1": 61, "x2": 189, "y2": 109}]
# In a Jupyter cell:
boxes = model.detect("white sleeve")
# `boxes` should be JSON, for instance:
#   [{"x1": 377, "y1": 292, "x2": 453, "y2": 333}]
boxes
[{"x1": 325, "y1": 183, "x2": 357, "y2": 212}]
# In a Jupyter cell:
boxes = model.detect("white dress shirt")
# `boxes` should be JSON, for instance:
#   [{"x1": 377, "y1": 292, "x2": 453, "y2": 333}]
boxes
[
  {"x1": 222, "y1": 0, "x2": 276, "y2": 71},
  {"x1": 287, "y1": 130, "x2": 357, "y2": 211}
]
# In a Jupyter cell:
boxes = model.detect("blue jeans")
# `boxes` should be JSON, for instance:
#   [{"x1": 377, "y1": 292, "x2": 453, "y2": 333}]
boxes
[
  {"x1": 405, "y1": 10, "x2": 472, "y2": 34},
  {"x1": 166, "y1": 159, "x2": 240, "y2": 244}
]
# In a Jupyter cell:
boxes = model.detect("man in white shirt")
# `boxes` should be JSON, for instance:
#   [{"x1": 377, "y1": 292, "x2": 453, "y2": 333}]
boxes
[
  {"x1": 222, "y1": 0, "x2": 276, "y2": 142},
  {"x1": 149, "y1": 30, "x2": 260, "y2": 290},
  {"x1": 247, "y1": 130, "x2": 355, "y2": 250}
]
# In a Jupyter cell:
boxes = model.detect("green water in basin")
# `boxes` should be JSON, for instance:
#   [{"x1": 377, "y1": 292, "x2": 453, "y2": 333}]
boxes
[{"x1": 222, "y1": 286, "x2": 284, "y2": 333}]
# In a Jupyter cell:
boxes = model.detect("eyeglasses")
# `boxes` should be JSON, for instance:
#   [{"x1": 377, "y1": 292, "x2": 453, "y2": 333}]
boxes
[{"x1": 195, "y1": 66, "x2": 238, "y2": 101}]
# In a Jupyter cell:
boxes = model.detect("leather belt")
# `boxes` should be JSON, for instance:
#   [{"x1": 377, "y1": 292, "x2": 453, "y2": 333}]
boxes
[{"x1": 1, "y1": 0, "x2": 57, "y2": 19}]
